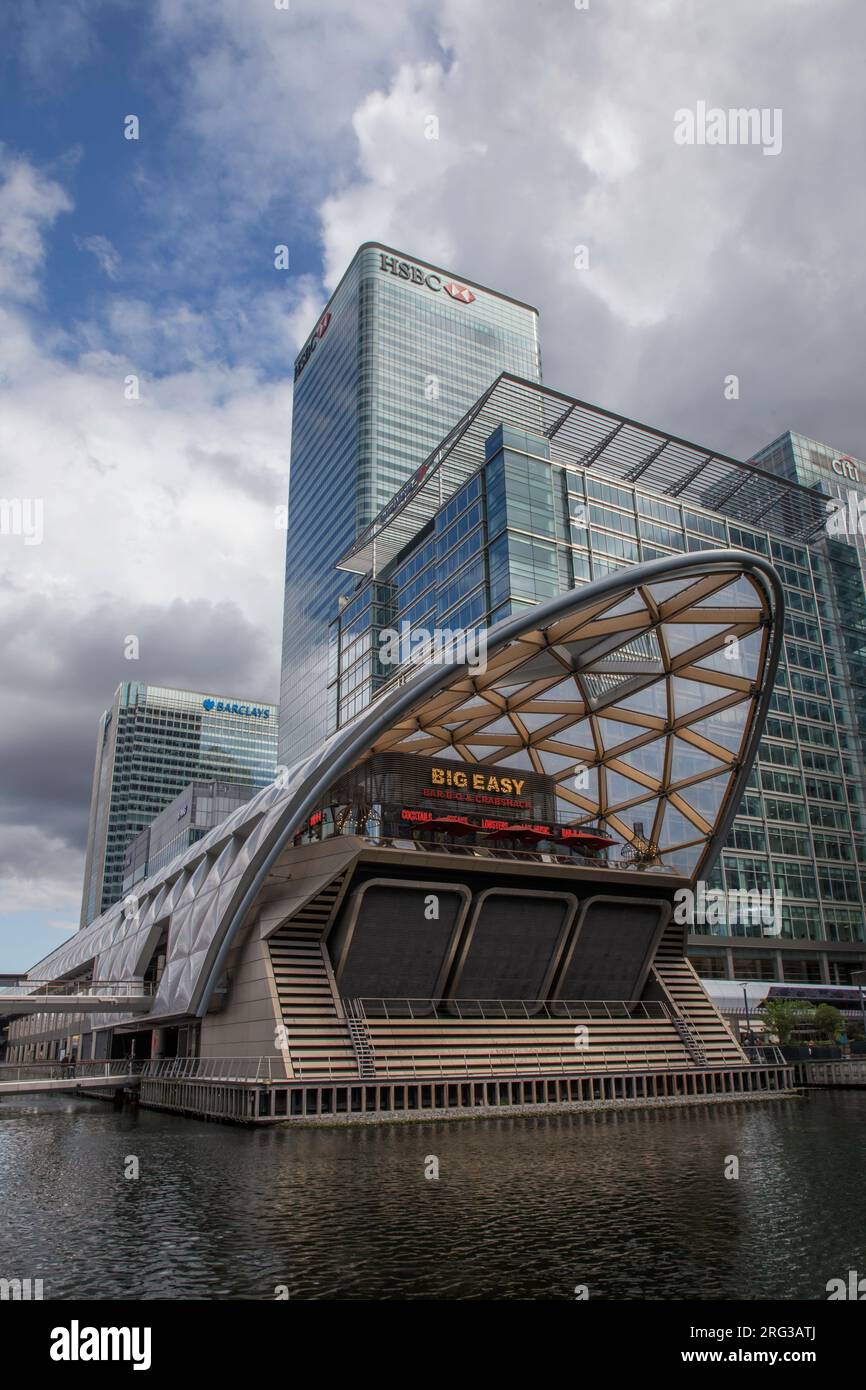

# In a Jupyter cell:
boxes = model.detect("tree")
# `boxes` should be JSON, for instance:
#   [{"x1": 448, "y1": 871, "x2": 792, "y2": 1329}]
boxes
[
  {"x1": 814, "y1": 1004, "x2": 845, "y2": 1042},
  {"x1": 758, "y1": 998, "x2": 814, "y2": 1045}
]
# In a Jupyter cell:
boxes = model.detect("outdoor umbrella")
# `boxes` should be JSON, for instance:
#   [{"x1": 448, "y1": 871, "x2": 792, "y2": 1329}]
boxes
[{"x1": 415, "y1": 816, "x2": 476, "y2": 835}]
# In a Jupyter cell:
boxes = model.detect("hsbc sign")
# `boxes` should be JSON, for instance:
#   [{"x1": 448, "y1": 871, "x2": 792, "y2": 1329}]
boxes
[
  {"x1": 379, "y1": 253, "x2": 476, "y2": 304},
  {"x1": 294, "y1": 310, "x2": 332, "y2": 382}
]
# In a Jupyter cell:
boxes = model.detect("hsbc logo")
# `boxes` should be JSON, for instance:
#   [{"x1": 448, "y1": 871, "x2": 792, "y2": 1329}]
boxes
[
  {"x1": 443, "y1": 280, "x2": 475, "y2": 303},
  {"x1": 294, "y1": 310, "x2": 333, "y2": 381},
  {"x1": 379, "y1": 253, "x2": 476, "y2": 304}
]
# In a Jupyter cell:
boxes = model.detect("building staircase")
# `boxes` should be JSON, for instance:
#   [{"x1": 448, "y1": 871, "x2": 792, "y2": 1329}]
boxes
[
  {"x1": 651, "y1": 922, "x2": 746, "y2": 1066},
  {"x1": 344, "y1": 1000, "x2": 377, "y2": 1079},
  {"x1": 357, "y1": 1010, "x2": 694, "y2": 1078},
  {"x1": 669, "y1": 1013, "x2": 708, "y2": 1065},
  {"x1": 266, "y1": 872, "x2": 357, "y2": 1080}
]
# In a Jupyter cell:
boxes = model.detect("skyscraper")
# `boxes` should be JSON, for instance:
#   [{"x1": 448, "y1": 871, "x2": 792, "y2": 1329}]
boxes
[
  {"x1": 279, "y1": 243, "x2": 541, "y2": 766},
  {"x1": 80, "y1": 683, "x2": 278, "y2": 926}
]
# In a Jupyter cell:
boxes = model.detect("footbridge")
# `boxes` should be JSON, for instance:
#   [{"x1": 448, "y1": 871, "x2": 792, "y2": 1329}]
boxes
[
  {"x1": 0, "y1": 977, "x2": 153, "y2": 1016},
  {"x1": 0, "y1": 1060, "x2": 144, "y2": 1096}
]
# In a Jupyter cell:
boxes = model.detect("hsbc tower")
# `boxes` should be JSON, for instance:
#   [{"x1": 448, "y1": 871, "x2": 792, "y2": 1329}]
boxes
[{"x1": 279, "y1": 243, "x2": 541, "y2": 764}]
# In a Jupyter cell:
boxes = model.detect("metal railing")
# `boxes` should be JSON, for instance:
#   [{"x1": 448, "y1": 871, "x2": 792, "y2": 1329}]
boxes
[
  {"x1": 0, "y1": 1059, "x2": 143, "y2": 1084},
  {"x1": 70, "y1": 1049, "x2": 784, "y2": 1086},
  {"x1": 743, "y1": 1042, "x2": 786, "y2": 1066},
  {"x1": 0, "y1": 978, "x2": 154, "y2": 999},
  {"x1": 353, "y1": 998, "x2": 670, "y2": 1021},
  {"x1": 362, "y1": 836, "x2": 609, "y2": 866},
  {"x1": 141, "y1": 1056, "x2": 290, "y2": 1083},
  {"x1": 291, "y1": 1045, "x2": 720, "y2": 1080}
]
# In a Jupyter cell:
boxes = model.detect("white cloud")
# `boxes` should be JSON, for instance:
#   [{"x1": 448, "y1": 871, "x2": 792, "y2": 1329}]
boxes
[
  {"x1": 0, "y1": 146, "x2": 72, "y2": 302},
  {"x1": 76, "y1": 233, "x2": 121, "y2": 279}
]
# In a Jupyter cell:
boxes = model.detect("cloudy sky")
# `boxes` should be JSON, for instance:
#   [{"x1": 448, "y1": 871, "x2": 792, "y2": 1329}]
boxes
[{"x1": 2, "y1": 0, "x2": 864, "y2": 968}]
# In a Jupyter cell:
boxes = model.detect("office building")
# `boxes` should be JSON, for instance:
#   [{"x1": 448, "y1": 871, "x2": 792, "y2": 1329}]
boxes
[
  {"x1": 279, "y1": 243, "x2": 541, "y2": 766},
  {"x1": 122, "y1": 780, "x2": 257, "y2": 895},
  {"x1": 80, "y1": 684, "x2": 277, "y2": 925}
]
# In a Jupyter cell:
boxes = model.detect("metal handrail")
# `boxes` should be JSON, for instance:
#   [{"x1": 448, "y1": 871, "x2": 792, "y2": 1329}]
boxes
[
  {"x1": 0, "y1": 979, "x2": 154, "y2": 998},
  {"x1": 351, "y1": 997, "x2": 670, "y2": 1022},
  {"x1": 359, "y1": 836, "x2": 610, "y2": 865},
  {"x1": 289, "y1": 1043, "x2": 752, "y2": 1081},
  {"x1": 108, "y1": 1050, "x2": 792, "y2": 1086},
  {"x1": 0, "y1": 1059, "x2": 143, "y2": 1083},
  {"x1": 743, "y1": 1042, "x2": 786, "y2": 1066},
  {"x1": 140, "y1": 1056, "x2": 290, "y2": 1083}
]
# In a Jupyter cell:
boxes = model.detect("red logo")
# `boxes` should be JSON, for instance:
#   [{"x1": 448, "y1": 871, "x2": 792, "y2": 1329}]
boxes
[
  {"x1": 315, "y1": 311, "x2": 331, "y2": 338},
  {"x1": 442, "y1": 281, "x2": 475, "y2": 304}
]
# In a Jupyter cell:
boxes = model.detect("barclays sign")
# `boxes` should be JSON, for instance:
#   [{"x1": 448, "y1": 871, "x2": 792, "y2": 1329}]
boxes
[{"x1": 202, "y1": 698, "x2": 271, "y2": 719}]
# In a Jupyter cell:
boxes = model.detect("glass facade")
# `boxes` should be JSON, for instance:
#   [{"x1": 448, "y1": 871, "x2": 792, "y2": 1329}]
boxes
[
  {"x1": 279, "y1": 244, "x2": 541, "y2": 766},
  {"x1": 329, "y1": 414, "x2": 866, "y2": 982},
  {"x1": 80, "y1": 684, "x2": 277, "y2": 925}
]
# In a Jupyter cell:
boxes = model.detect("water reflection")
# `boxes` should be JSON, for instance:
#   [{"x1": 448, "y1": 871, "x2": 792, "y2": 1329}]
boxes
[{"x1": 0, "y1": 1092, "x2": 863, "y2": 1300}]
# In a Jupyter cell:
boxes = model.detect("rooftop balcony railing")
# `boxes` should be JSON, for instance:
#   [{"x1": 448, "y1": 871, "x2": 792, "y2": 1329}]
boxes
[{"x1": 360, "y1": 835, "x2": 615, "y2": 866}]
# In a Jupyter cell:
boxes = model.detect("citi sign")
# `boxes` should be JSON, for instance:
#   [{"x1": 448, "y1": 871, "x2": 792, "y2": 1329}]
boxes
[
  {"x1": 831, "y1": 455, "x2": 860, "y2": 483},
  {"x1": 379, "y1": 253, "x2": 476, "y2": 303},
  {"x1": 202, "y1": 698, "x2": 271, "y2": 719}
]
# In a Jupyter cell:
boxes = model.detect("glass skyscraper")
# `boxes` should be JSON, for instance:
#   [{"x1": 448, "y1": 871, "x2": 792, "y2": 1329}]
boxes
[
  {"x1": 80, "y1": 683, "x2": 277, "y2": 926},
  {"x1": 328, "y1": 378, "x2": 866, "y2": 988},
  {"x1": 279, "y1": 243, "x2": 541, "y2": 766}
]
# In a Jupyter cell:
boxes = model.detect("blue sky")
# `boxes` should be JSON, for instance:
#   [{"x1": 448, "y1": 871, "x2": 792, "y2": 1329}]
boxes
[{"x1": 2, "y1": 0, "x2": 865, "y2": 969}]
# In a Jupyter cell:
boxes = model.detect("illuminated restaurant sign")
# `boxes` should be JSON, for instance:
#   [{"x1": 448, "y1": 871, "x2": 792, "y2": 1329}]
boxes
[
  {"x1": 426, "y1": 764, "x2": 529, "y2": 808},
  {"x1": 430, "y1": 765, "x2": 525, "y2": 796}
]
